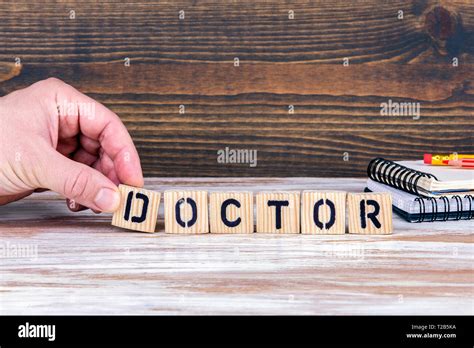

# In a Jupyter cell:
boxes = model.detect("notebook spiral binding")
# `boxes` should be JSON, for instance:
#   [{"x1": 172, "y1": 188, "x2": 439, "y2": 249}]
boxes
[
  {"x1": 367, "y1": 158, "x2": 473, "y2": 222},
  {"x1": 367, "y1": 158, "x2": 438, "y2": 196},
  {"x1": 412, "y1": 194, "x2": 473, "y2": 222}
]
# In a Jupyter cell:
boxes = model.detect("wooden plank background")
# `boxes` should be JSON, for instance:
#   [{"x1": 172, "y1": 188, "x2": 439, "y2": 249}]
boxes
[{"x1": 0, "y1": 0, "x2": 473, "y2": 177}]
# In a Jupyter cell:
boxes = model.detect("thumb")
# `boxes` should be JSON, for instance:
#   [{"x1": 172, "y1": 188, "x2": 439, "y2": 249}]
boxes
[{"x1": 39, "y1": 151, "x2": 121, "y2": 212}]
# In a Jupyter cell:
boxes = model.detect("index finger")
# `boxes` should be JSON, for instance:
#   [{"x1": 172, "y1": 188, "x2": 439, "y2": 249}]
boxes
[{"x1": 49, "y1": 78, "x2": 144, "y2": 188}]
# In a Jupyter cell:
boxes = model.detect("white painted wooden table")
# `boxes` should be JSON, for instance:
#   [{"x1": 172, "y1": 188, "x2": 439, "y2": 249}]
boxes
[{"x1": 0, "y1": 178, "x2": 472, "y2": 315}]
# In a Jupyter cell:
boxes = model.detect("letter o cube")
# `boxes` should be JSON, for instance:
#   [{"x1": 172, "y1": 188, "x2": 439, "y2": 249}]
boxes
[
  {"x1": 301, "y1": 191, "x2": 346, "y2": 234},
  {"x1": 164, "y1": 191, "x2": 209, "y2": 234}
]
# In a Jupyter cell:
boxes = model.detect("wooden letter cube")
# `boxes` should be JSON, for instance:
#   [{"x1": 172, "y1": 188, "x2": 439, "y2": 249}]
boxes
[
  {"x1": 111, "y1": 185, "x2": 161, "y2": 233},
  {"x1": 209, "y1": 192, "x2": 254, "y2": 234},
  {"x1": 347, "y1": 192, "x2": 392, "y2": 234},
  {"x1": 301, "y1": 191, "x2": 346, "y2": 234},
  {"x1": 256, "y1": 191, "x2": 300, "y2": 234},
  {"x1": 164, "y1": 191, "x2": 209, "y2": 234}
]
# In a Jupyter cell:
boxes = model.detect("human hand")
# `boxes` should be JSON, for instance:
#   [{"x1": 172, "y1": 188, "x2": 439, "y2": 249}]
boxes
[{"x1": 0, "y1": 78, "x2": 143, "y2": 212}]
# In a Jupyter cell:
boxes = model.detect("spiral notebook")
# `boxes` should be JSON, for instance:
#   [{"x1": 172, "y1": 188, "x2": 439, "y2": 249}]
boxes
[
  {"x1": 367, "y1": 158, "x2": 474, "y2": 197},
  {"x1": 366, "y1": 158, "x2": 474, "y2": 222},
  {"x1": 366, "y1": 179, "x2": 473, "y2": 222}
]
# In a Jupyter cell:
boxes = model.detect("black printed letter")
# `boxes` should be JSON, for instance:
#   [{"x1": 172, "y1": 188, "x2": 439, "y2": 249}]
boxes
[
  {"x1": 313, "y1": 199, "x2": 336, "y2": 229},
  {"x1": 123, "y1": 191, "x2": 149, "y2": 223},
  {"x1": 176, "y1": 197, "x2": 198, "y2": 228},
  {"x1": 221, "y1": 198, "x2": 241, "y2": 228},
  {"x1": 268, "y1": 200, "x2": 289, "y2": 229},
  {"x1": 360, "y1": 199, "x2": 381, "y2": 229}
]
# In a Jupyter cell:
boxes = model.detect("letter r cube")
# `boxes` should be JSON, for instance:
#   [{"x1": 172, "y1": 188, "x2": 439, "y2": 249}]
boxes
[{"x1": 347, "y1": 192, "x2": 392, "y2": 234}]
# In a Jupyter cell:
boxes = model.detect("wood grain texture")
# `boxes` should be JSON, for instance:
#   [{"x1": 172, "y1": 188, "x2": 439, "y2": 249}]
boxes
[
  {"x1": 301, "y1": 191, "x2": 346, "y2": 234},
  {"x1": 0, "y1": 178, "x2": 472, "y2": 315},
  {"x1": 111, "y1": 185, "x2": 161, "y2": 233},
  {"x1": 347, "y1": 192, "x2": 393, "y2": 234},
  {"x1": 1, "y1": 0, "x2": 473, "y2": 64},
  {"x1": 209, "y1": 191, "x2": 254, "y2": 234},
  {"x1": 0, "y1": 1, "x2": 473, "y2": 177}
]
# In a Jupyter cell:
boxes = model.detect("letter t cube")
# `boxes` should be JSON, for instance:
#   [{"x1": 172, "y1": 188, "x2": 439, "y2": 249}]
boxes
[{"x1": 256, "y1": 191, "x2": 300, "y2": 233}]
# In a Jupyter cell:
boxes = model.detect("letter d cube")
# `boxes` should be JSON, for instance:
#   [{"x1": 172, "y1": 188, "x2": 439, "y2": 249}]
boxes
[{"x1": 111, "y1": 185, "x2": 161, "y2": 233}]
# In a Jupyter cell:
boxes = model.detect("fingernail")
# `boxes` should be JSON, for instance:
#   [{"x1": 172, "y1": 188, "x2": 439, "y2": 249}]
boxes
[{"x1": 94, "y1": 188, "x2": 120, "y2": 212}]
